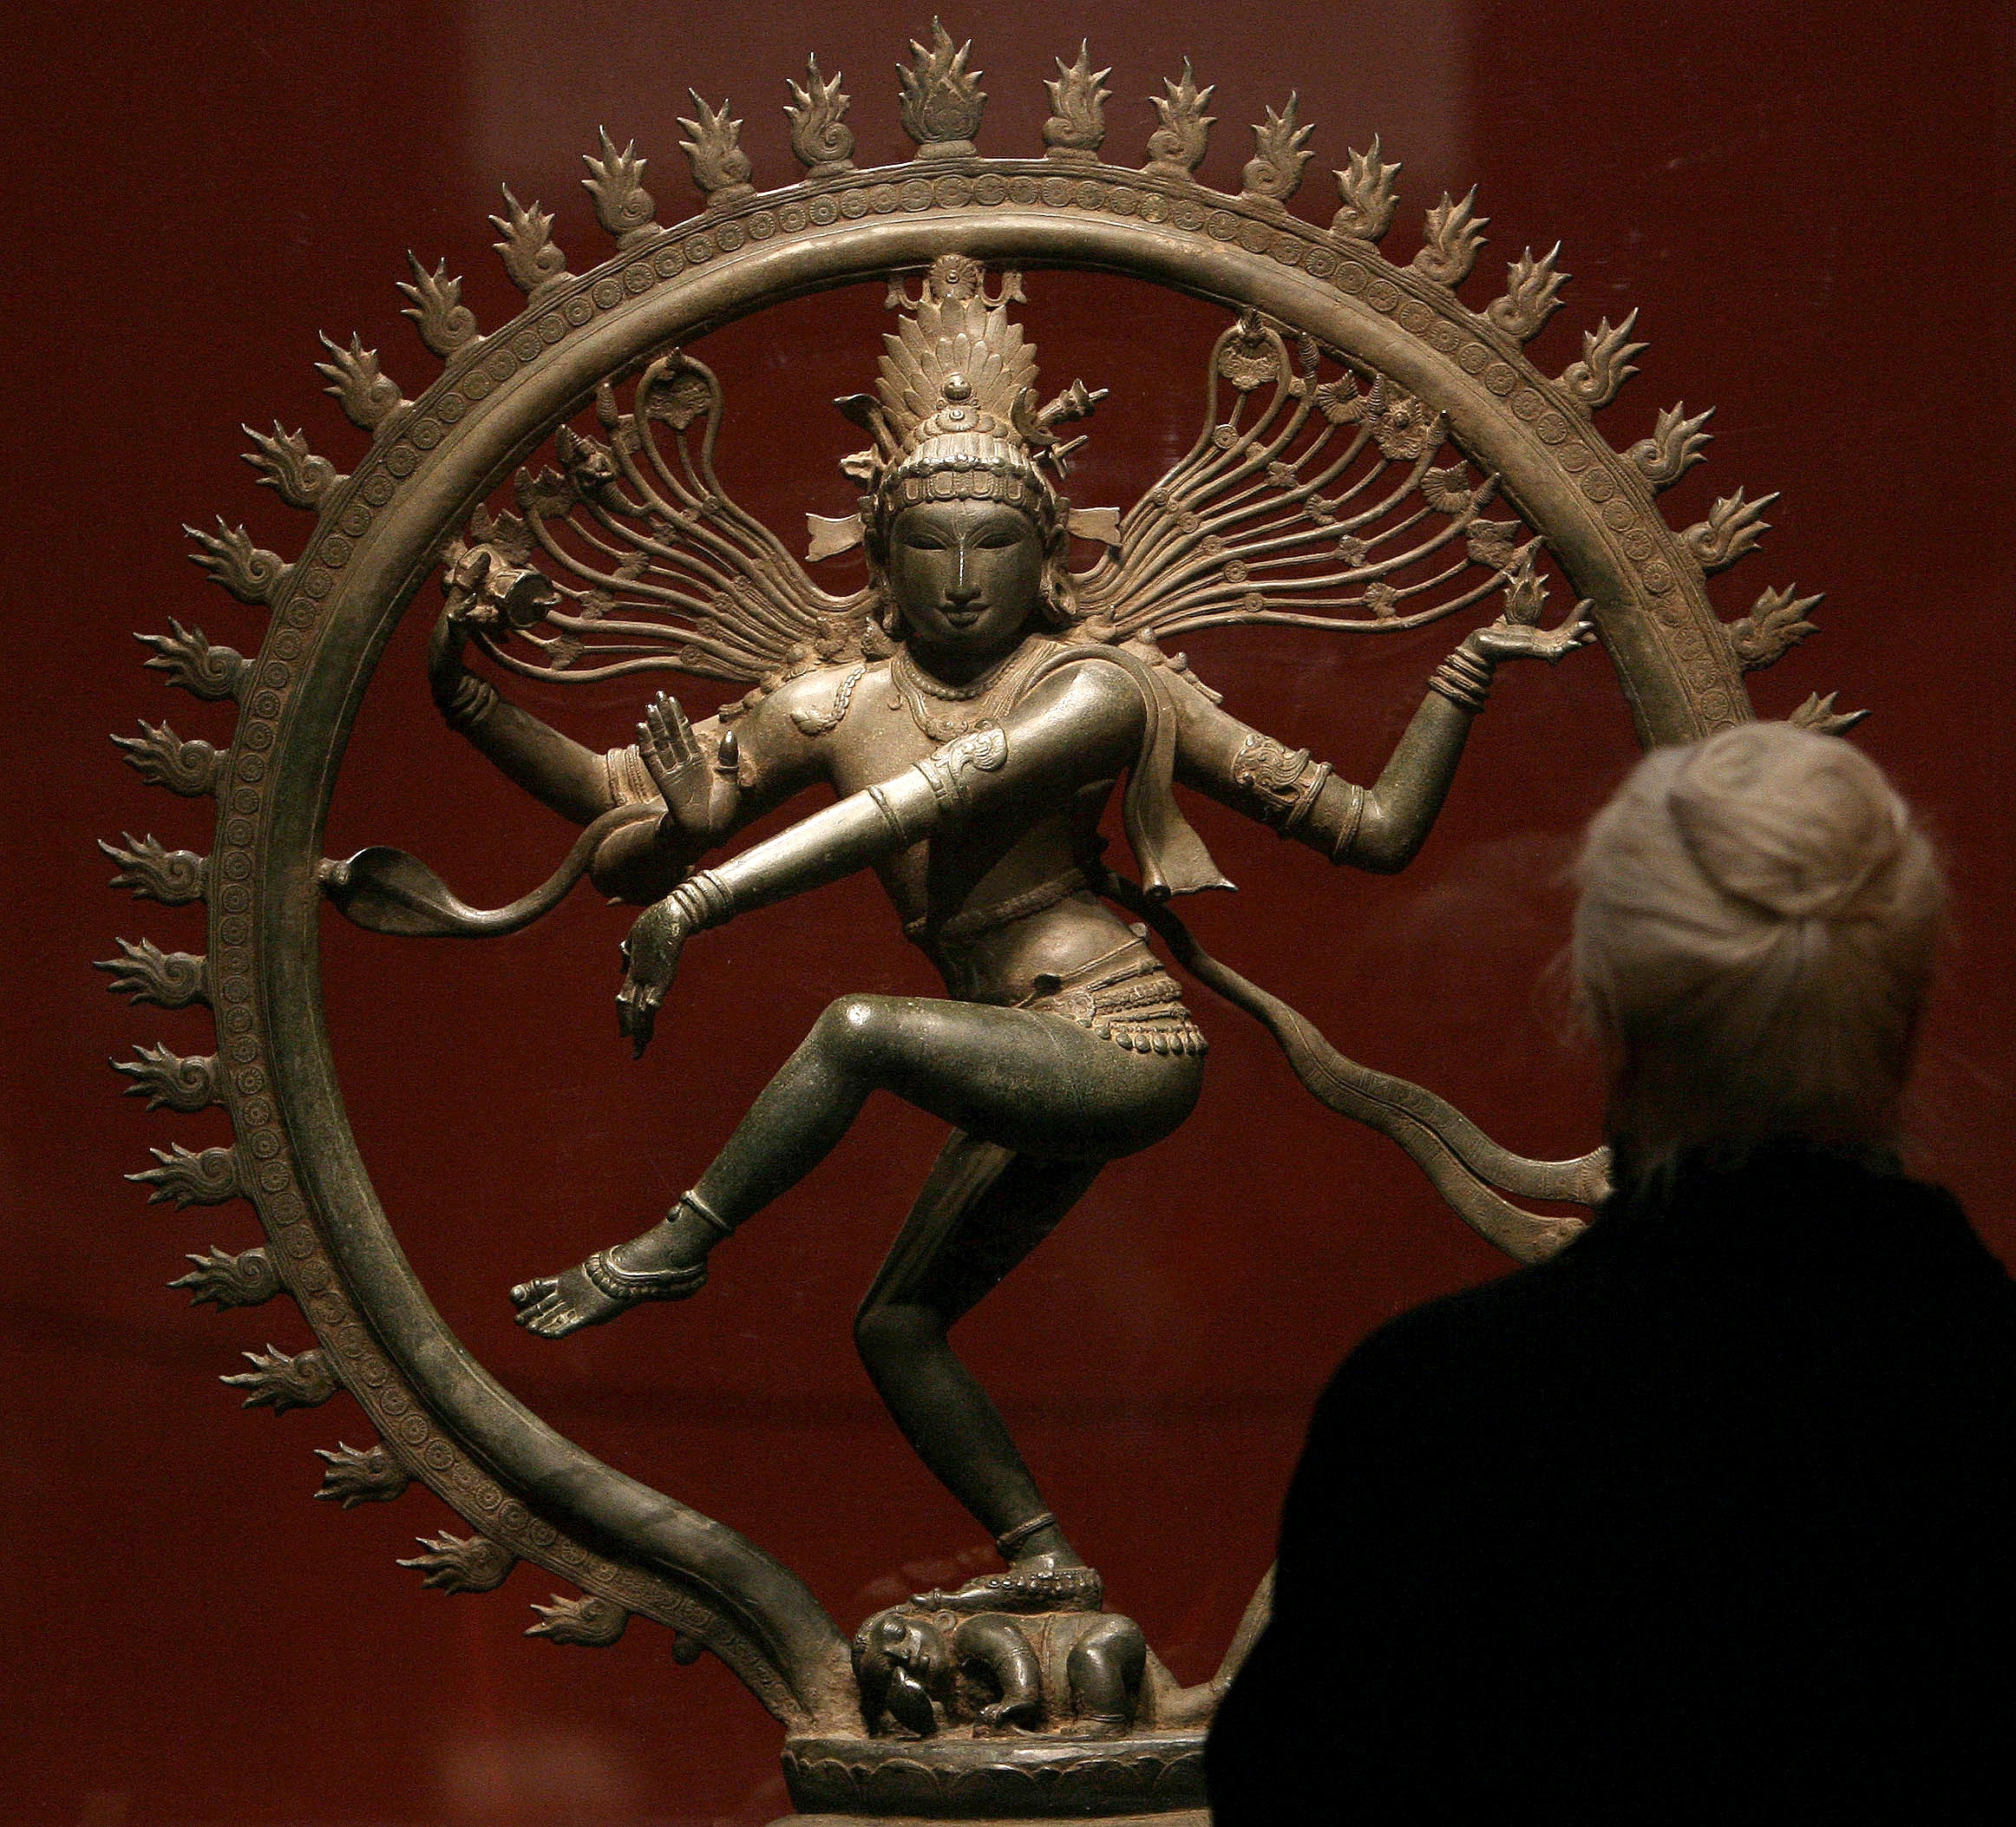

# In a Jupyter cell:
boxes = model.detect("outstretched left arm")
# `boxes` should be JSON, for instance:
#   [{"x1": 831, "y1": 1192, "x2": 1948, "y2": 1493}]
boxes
[
  {"x1": 1350, "y1": 612, "x2": 1594, "y2": 871},
  {"x1": 1175, "y1": 611, "x2": 1594, "y2": 875}
]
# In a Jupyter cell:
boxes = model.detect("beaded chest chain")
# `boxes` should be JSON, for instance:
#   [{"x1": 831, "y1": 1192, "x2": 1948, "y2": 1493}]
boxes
[{"x1": 890, "y1": 639, "x2": 1051, "y2": 743}]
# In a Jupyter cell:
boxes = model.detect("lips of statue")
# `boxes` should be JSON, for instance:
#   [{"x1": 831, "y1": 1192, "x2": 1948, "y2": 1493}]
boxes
[{"x1": 887, "y1": 498, "x2": 1047, "y2": 678}]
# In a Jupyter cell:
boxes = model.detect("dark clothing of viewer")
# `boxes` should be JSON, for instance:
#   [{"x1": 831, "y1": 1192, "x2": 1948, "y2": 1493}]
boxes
[{"x1": 1206, "y1": 1147, "x2": 2016, "y2": 1823}]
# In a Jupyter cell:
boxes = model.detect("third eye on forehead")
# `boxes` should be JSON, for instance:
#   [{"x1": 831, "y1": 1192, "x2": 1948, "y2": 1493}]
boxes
[{"x1": 896, "y1": 502, "x2": 1039, "y2": 547}]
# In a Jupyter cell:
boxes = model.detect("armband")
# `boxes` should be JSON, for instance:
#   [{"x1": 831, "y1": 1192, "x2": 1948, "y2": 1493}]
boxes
[
  {"x1": 910, "y1": 725, "x2": 1009, "y2": 822},
  {"x1": 1323, "y1": 781, "x2": 1367, "y2": 861},
  {"x1": 1232, "y1": 733, "x2": 1331, "y2": 836}
]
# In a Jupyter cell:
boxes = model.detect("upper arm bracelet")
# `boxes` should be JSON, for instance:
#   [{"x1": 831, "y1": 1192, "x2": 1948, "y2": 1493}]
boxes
[
  {"x1": 1232, "y1": 733, "x2": 1331, "y2": 837},
  {"x1": 912, "y1": 726, "x2": 1011, "y2": 823},
  {"x1": 1323, "y1": 781, "x2": 1367, "y2": 861}
]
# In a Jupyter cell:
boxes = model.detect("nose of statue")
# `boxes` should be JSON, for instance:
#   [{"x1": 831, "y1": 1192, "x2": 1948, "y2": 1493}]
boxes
[{"x1": 945, "y1": 574, "x2": 981, "y2": 606}]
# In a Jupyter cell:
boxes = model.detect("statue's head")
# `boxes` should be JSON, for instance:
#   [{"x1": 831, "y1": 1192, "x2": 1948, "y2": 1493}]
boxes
[
  {"x1": 816, "y1": 254, "x2": 1107, "y2": 647},
  {"x1": 876, "y1": 495, "x2": 1053, "y2": 656},
  {"x1": 865, "y1": 432, "x2": 1076, "y2": 651}
]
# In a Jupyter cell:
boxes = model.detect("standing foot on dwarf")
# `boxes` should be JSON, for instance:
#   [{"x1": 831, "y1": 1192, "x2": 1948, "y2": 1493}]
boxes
[{"x1": 854, "y1": 1140, "x2": 1124, "y2": 1611}]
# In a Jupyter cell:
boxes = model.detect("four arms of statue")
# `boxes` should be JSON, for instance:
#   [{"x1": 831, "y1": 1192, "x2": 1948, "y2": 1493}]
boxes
[{"x1": 426, "y1": 495, "x2": 1590, "y2": 1053}]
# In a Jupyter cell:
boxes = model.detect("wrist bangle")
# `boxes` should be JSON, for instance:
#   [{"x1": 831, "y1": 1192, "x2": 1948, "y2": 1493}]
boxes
[
  {"x1": 606, "y1": 745, "x2": 658, "y2": 808},
  {"x1": 440, "y1": 673, "x2": 498, "y2": 734},
  {"x1": 667, "y1": 868, "x2": 736, "y2": 932},
  {"x1": 1428, "y1": 645, "x2": 1496, "y2": 715}
]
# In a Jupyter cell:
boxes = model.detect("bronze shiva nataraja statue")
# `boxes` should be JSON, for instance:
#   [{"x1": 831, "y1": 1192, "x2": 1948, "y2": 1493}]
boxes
[{"x1": 403, "y1": 255, "x2": 1590, "y2": 1608}]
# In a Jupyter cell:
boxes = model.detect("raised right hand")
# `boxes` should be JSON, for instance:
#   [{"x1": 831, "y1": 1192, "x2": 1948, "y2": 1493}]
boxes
[
  {"x1": 426, "y1": 597, "x2": 474, "y2": 707},
  {"x1": 638, "y1": 691, "x2": 715, "y2": 840}
]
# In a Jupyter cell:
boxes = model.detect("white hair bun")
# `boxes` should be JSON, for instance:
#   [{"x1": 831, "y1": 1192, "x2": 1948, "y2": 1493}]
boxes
[
  {"x1": 1666, "y1": 724, "x2": 1906, "y2": 926},
  {"x1": 1574, "y1": 721, "x2": 1942, "y2": 1166}
]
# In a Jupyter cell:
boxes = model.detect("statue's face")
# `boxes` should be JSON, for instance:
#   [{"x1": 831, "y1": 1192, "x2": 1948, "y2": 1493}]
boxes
[{"x1": 887, "y1": 498, "x2": 1046, "y2": 655}]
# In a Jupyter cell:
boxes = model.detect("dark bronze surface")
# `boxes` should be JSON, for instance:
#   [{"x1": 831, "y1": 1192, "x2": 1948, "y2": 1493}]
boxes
[{"x1": 101, "y1": 29, "x2": 1851, "y2": 1817}]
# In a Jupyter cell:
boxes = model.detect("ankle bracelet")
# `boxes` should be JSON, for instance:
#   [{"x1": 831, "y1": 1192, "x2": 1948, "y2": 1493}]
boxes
[
  {"x1": 993, "y1": 1510, "x2": 1058, "y2": 1558},
  {"x1": 671, "y1": 1188, "x2": 734, "y2": 1241}
]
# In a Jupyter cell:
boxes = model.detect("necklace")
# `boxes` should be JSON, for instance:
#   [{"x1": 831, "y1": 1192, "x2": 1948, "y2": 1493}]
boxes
[
  {"x1": 891, "y1": 640, "x2": 1046, "y2": 743},
  {"x1": 896, "y1": 642, "x2": 1018, "y2": 699}
]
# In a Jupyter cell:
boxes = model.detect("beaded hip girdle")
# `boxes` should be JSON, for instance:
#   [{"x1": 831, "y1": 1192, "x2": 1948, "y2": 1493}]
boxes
[{"x1": 1014, "y1": 935, "x2": 1208, "y2": 1058}]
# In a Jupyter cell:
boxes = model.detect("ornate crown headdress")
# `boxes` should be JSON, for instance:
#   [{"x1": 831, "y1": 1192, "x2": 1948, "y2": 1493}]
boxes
[{"x1": 805, "y1": 254, "x2": 1120, "y2": 560}]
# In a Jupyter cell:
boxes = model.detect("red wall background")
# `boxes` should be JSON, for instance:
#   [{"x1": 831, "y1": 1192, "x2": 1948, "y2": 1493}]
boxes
[{"x1": 8, "y1": 3, "x2": 2011, "y2": 1822}]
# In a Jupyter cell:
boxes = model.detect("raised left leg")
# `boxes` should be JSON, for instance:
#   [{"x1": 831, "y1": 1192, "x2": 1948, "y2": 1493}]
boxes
[{"x1": 514, "y1": 993, "x2": 1197, "y2": 1337}]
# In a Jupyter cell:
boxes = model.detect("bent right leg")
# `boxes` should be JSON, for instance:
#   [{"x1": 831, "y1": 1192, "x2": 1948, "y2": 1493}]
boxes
[{"x1": 514, "y1": 992, "x2": 1197, "y2": 1337}]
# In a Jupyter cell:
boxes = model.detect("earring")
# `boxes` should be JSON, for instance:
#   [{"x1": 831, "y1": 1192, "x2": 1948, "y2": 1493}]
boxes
[{"x1": 1039, "y1": 562, "x2": 1078, "y2": 626}]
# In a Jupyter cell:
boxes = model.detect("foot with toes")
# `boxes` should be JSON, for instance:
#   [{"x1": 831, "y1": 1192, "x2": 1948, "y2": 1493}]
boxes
[{"x1": 510, "y1": 1201, "x2": 720, "y2": 1337}]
